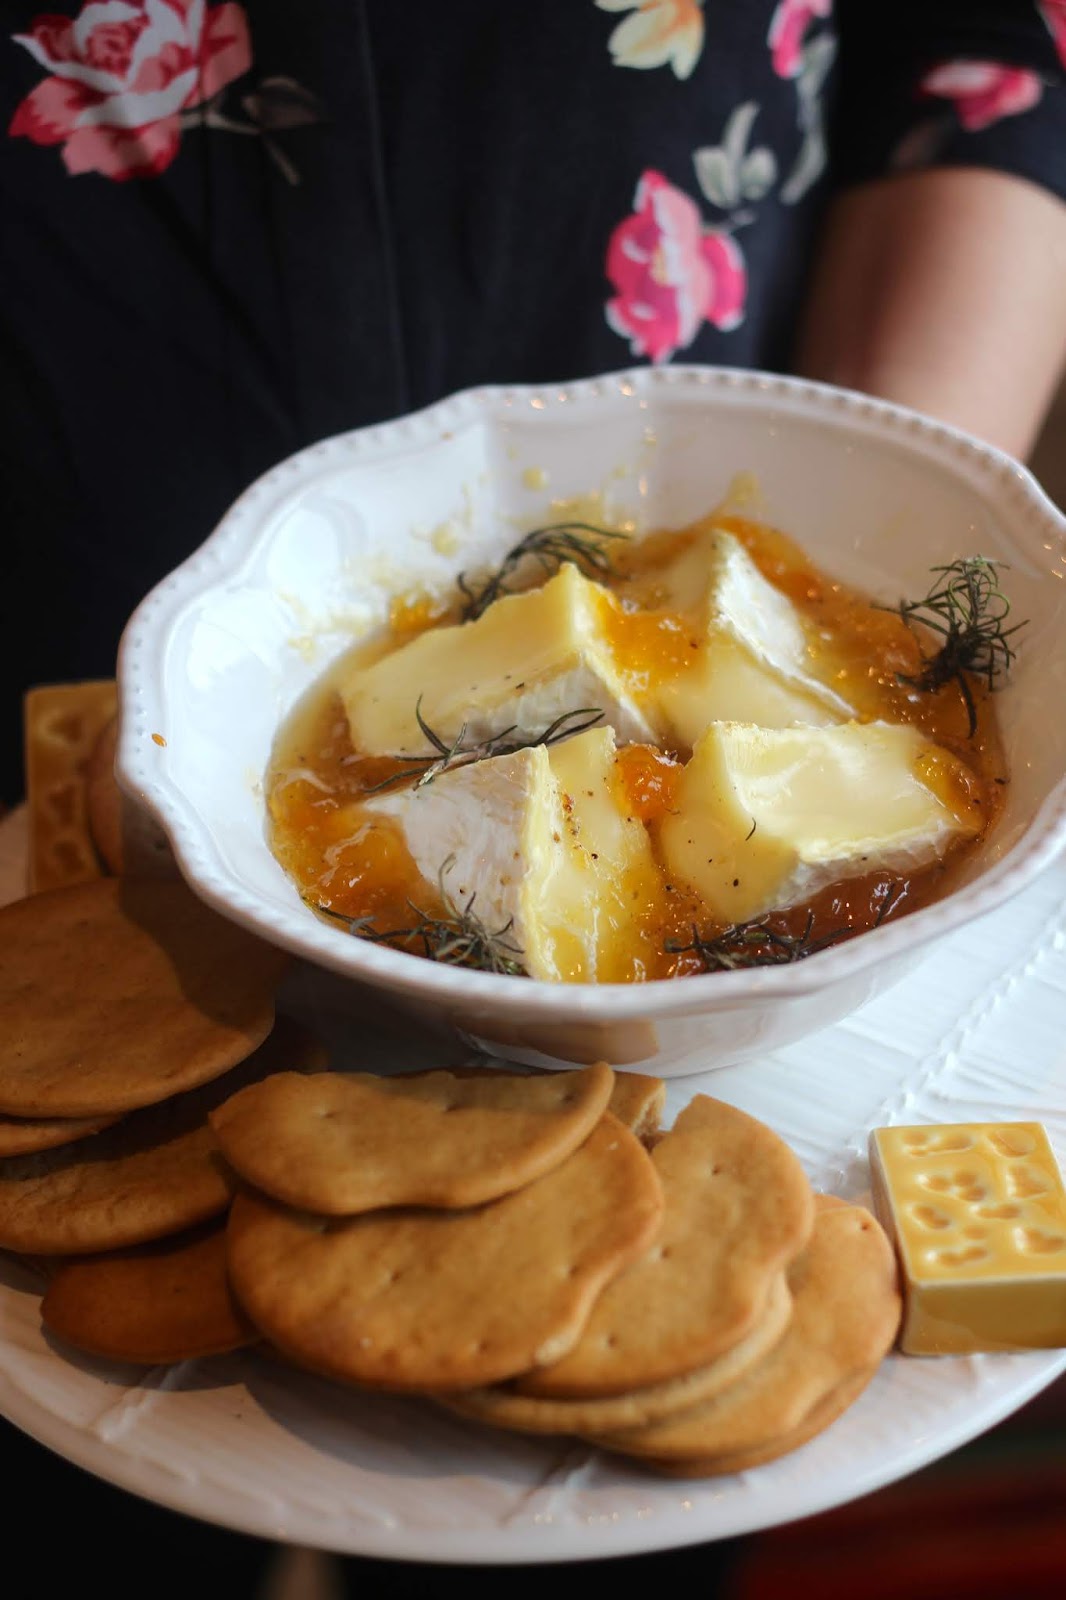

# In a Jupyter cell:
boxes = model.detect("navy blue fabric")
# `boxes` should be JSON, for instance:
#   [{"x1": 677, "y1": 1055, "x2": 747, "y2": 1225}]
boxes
[
  {"x1": 834, "y1": 1, "x2": 1066, "y2": 197},
  {"x1": 1, "y1": 0, "x2": 1063, "y2": 803}
]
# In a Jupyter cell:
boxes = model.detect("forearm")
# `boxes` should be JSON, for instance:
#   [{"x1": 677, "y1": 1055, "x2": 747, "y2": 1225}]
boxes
[{"x1": 795, "y1": 168, "x2": 1066, "y2": 461}]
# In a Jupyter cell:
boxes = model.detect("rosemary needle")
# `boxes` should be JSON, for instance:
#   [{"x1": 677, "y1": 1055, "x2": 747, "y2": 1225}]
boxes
[
  {"x1": 361, "y1": 701, "x2": 604, "y2": 795},
  {"x1": 665, "y1": 913, "x2": 853, "y2": 972},
  {"x1": 311, "y1": 858, "x2": 527, "y2": 976},
  {"x1": 457, "y1": 522, "x2": 628, "y2": 621},
  {"x1": 884, "y1": 557, "x2": 1026, "y2": 736}
]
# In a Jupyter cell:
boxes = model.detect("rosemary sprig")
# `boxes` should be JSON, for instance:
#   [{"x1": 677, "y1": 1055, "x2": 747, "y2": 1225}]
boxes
[
  {"x1": 884, "y1": 557, "x2": 1026, "y2": 736},
  {"x1": 873, "y1": 879, "x2": 906, "y2": 927},
  {"x1": 457, "y1": 522, "x2": 628, "y2": 621},
  {"x1": 665, "y1": 912, "x2": 853, "y2": 972},
  {"x1": 361, "y1": 699, "x2": 604, "y2": 795},
  {"x1": 312, "y1": 859, "x2": 527, "y2": 976}
]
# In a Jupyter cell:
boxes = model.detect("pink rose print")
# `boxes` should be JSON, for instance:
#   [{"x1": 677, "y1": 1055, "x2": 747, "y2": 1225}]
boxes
[
  {"x1": 767, "y1": 0, "x2": 832, "y2": 79},
  {"x1": 605, "y1": 169, "x2": 746, "y2": 364},
  {"x1": 1038, "y1": 1, "x2": 1066, "y2": 70},
  {"x1": 919, "y1": 60, "x2": 1043, "y2": 132},
  {"x1": 10, "y1": 0, "x2": 252, "y2": 180}
]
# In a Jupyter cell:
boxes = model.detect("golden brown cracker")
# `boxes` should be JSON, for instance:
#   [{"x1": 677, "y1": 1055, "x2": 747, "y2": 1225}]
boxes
[
  {"x1": 642, "y1": 1369, "x2": 876, "y2": 1478},
  {"x1": 443, "y1": 1271, "x2": 792, "y2": 1437},
  {"x1": 210, "y1": 1062, "x2": 615, "y2": 1214},
  {"x1": 607, "y1": 1072, "x2": 666, "y2": 1144},
  {"x1": 226, "y1": 1113, "x2": 664, "y2": 1393},
  {"x1": 41, "y1": 1220, "x2": 256, "y2": 1364},
  {"x1": 0, "y1": 1110, "x2": 123, "y2": 1158},
  {"x1": 0, "y1": 1017, "x2": 327, "y2": 1255},
  {"x1": 25, "y1": 681, "x2": 117, "y2": 893},
  {"x1": 587, "y1": 1197, "x2": 900, "y2": 1462},
  {"x1": 516, "y1": 1095, "x2": 814, "y2": 1398},
  {"x1": 0, "y1": 878, "x2": 290, "y2": 1117}
]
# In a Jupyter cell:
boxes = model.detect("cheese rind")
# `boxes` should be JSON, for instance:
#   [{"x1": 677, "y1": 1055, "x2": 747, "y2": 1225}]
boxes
[
  {"x1": 366, "y1": 744, "x2": 555, "y2": 962},
  {"x1": 869, "y1": 1123, "x2": 1066, "y2": 1354},
  {"x1": 341, "y1": 563, "x2": 654, "y2": 757},
  {"x1": 705, "y1": 532, "x2": 852, "y2": 717},
  {"x1": 630, "y1": 531, "x2": 851, "y2": 746},
  {"x1": 657, "y1": 720, "x2": 981, "y2": 924},
  {"x1": 366, "y1": 727, "x2": 660, "y2": 982}
]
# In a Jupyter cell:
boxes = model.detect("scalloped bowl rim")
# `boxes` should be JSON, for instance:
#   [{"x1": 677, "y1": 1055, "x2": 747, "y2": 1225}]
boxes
[{"x1": 116, "y1": 364, "x2": 1066, "y2": 1022}]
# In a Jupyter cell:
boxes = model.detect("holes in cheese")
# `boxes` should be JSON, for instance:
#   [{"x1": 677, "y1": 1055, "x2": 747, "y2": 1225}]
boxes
[
  {"x1": 870, "y1": 1122, "x2": 1066, "y2": 1353},
  {"x1": 656, "y1": 721, "x2": 984, "y2": 925}
]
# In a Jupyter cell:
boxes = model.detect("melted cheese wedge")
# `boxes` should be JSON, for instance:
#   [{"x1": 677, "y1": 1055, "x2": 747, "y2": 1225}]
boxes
[
  {"x1": 657, "y1": 721, "x2": 983, "y2": 923},
  {"x1": 341, "y1": 563, "x2": 654, "y2": 757},
  {"x1": 366, "y1": 727, "x2": 660, "y2": 981},
  {"x1": 646, "y1": 530, "x2": 851, "y2": 747}
]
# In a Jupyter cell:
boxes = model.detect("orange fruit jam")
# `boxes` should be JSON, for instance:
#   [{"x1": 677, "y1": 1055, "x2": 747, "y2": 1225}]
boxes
[{"x1": 266, "y1": 512, "x2": 1007, "y2": 982}]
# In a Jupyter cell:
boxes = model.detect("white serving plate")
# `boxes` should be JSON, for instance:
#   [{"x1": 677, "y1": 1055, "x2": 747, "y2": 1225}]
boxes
[
  {"x1": 115, "y1": 367, "x2": 1066, "y2": 1076},
  {"x1": 0, "y1": 809, "x2": 1063, "y2": 1564}
]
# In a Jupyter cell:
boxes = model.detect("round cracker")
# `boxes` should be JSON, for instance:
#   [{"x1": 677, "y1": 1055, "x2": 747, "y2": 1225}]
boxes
[
  {"x1": 41, "y1": 1220, "x2": 256, "y2": 1364},
  {"x1": 0, "y1": 1110, "x2": 123, "y2": 1157},
  {"x1": 515, "y1": 1095, "x2": 814, "y2": 1398},
  {"x1": 587, "y1": 1197, "x2": 900, "y2": 1461},
  {"x1": 443, "y1": 1271, "x2": 792, "y2": 1437},
  {"x1": 0, "y1": 1017, "x2": 327, "y2": 1255},
  {"x1": 210, "y1": 1062, "x2": 614, "y2": 1214},
  {"x1": 0, "y1": 878, "x2": 290, "y2": 1117},
  {"x1": 642, "y1": 1369, "x2": 876, "y2": 1478},
  {"x1": 226, "y1": 1113, "x2": 664, "y2": 1393}
]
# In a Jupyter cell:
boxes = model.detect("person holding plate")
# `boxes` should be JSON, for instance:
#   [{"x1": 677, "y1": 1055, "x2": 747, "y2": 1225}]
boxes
[{"x1": 0, "y1": 3, "x2": 1064, "y2": 1597}]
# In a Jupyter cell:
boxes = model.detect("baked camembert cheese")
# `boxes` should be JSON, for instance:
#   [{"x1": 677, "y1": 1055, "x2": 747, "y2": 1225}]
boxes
[
  {"x1": 364, "y1": 726, "x2": 661, "y2": 982},
  {"x1": 267, "y1": 512, "x2": 1011, "y2": 983}
]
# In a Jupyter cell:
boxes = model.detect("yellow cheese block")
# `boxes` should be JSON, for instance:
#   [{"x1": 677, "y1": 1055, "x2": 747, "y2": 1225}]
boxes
[{"x1": 869, "y1": 1122, "x2": 1066, "y2": 1354}]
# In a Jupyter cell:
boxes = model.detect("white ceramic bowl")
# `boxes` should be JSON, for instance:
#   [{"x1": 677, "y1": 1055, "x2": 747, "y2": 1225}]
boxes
[{"x1": 116, "y1": 366, "x2": 1066, "y2": 1077}]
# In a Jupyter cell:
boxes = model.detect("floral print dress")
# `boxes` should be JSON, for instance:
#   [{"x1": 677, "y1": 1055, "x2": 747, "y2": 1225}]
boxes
[{"x1": 1, "y1": 0, "x2": 1064, "y2": 801}]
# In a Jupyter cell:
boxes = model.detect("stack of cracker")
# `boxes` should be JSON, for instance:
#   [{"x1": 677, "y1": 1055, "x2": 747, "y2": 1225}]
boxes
[
  {"x1": 4, "y1": 680, "x2": 309, "y2": 1361},
  {"x1": 7, "y1": 680, "x2": 903, "y2": 1478},
  {"x1": 0, "y1": 876, "x2": 303, "y2": 1364},
  {"x1": 208, "y1": 1065, "x2": 901, "y2": 1477}
]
